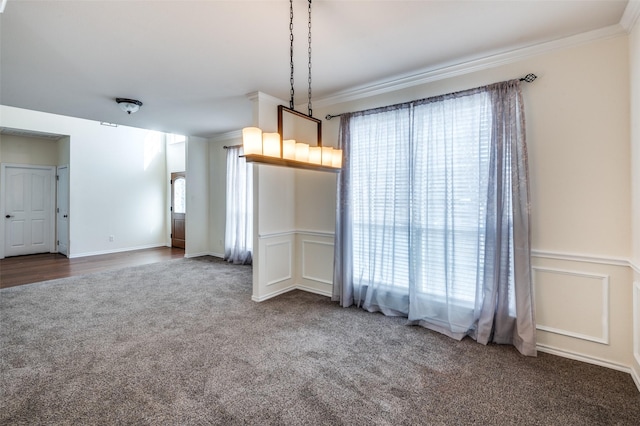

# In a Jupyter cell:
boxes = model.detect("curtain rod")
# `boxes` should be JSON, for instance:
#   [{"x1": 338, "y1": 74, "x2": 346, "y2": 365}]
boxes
[
  {"x1": 223, "y1": 144, "x2": 243, "y2": 149},
  {"x1": 325, "y1": 73, "x2": 538, "y2": 121}
]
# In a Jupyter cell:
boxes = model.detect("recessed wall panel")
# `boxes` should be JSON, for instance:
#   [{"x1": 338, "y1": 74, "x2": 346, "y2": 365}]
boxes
[
  {"x1": 533, "y1": 267, "x2": 609, "y2": 344},
  {"x1": 302, "y1": 240, "x2": 334, "y2": 284},
  {"x1": 265, "y1": 240, "x2": 292, "y2": 286}
]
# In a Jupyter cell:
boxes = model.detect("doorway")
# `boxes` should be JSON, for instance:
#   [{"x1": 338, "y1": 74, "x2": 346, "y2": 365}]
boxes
[
  {"x1": 171, "y1": 172, "x2": 186, "y2": 249},
  {"x1": 2, "y1": 164, "x2": 56, "y2": 258}
]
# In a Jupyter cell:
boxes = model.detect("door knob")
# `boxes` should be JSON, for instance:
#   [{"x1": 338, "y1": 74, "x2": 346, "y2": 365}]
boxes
[
  {"x1": 5, "y1": 215, "x2": 12, "y2": 218},
  {"x1": 63, "y1": 215, "x2": 68, "y2": 218}
]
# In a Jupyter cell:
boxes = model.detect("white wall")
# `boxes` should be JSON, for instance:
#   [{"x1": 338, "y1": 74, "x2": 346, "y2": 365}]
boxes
[
  {"x1": 58, "y1": 136, "x2": 70, "y2": 167},
  {"x1": 308, "y1": 34, "x2": 635, "y2": 373},
  {"x1": 295, "y1": 170, "x2": 337, "y2": 233},
  {"x1": 184, "y1": 136, "x2": 209, "y2": 257},
  {"x1": 293, "y1": 169, "x2": 337, "y2": 296},
  {"x1": 167, "y1": 140, "x2": 186, "y2": 174},
  {"x1": 628, "y1": 2, "x2": 640, "y2": 387},
  {"x1": 0, "y1": 106, "x2": 168, "y2": 257},
  {"x1": 0, "y1": 134, "x2": 59, "y2": 166}
]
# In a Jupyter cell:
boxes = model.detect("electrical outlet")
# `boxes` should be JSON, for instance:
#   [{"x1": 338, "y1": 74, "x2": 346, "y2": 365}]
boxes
[{"x1": 109, "y1": 235, "x2": 114, "y2": 242}]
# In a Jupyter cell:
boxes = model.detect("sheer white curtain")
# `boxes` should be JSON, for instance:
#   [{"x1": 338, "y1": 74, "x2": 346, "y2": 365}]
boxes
[
  {"x1": 224, "y1": 146, "x2": 253, "y2": 265},
  {"x1": 333, "y1": 81, "x2": 536, "y2": 356}
]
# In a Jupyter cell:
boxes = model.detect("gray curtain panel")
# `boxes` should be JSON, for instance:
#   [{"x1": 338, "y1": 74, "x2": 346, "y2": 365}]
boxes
[{"x1": 332, "y1": 80, "x2": 536, "y2": 356}]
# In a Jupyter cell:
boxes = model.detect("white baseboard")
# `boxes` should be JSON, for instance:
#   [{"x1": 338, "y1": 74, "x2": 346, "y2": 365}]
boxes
[
  {"x1": 293, "y1": 284, "x2": 332, "y2": 298},
  {"x1": 631, "y1": 365, "x2": 640, "y2": 392},
  {"x1": 69, "y1": 243, "x2": 167, "y2": 259},
  {"x1": 184, "y1": 251, "x2": 210, "y2": 259},
  {"x1": 537, "y1": 343, "x2": 639, "y2": 392},
  {"x1": 251, "y1": 285, "x2": 297, "y2": 302},
  {"x1": 252, "y1": 282, "x2": 332, "y2": 302},
  {"x1": 208, "y1": 252, "x2": 225, "y2": 259}
]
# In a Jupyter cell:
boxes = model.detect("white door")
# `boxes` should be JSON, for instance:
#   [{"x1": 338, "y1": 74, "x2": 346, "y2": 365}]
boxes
[
  {"x1": 56, "y1": 165, "x2": 69, "y2": 256},
  {"x1": 3, "y1": 165, "x2": 55, "y2": 257}
]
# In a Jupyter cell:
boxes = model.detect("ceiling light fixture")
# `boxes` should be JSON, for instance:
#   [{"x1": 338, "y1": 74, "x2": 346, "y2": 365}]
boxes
[
  {"x1": 116, "y1": 98, "x2": 143, "y2": 114},
  {"x1": 242, "y1": 0, "x2": 341, "y2": 172}
]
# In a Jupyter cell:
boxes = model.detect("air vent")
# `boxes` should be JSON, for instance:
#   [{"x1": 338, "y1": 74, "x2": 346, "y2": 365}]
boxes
[{"x1": 0, "y1": 127, "x2": 66, "y2": 141}]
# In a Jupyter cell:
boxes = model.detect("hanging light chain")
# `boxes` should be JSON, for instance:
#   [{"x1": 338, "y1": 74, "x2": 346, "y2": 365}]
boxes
[
  {"x1": 307, "y1": 0, "x2": 313, "y2": 117},
  {"x1": 289, "y1": 0, "x2": 313, "y2": 116},
  {"x1": 289, "y1": 0, "x2": 295, "y2": 109}
]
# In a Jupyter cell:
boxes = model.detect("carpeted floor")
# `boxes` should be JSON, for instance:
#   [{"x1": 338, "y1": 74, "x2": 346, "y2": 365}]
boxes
[{"x1": 1, "y1": 256, "x2": 639, "y2": 425}]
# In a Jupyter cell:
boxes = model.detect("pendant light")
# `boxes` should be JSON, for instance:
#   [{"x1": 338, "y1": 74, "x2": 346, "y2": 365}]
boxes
[{"x1": 242, "y1": 0, "x2": 341, "y2": 172}]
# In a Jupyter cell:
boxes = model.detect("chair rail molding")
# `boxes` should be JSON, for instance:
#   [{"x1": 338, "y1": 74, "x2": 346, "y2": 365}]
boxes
[{"x1": 532, "y1": 249, "x2": 631, "y2": 268}]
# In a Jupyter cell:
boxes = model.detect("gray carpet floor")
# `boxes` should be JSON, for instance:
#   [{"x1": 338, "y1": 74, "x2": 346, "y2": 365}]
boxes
[{"x1": 1, "y1": 256, "x2": 639, "y2": 425}]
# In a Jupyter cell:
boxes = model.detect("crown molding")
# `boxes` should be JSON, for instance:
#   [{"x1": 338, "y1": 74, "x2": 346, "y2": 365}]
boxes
[
  {"x1": 209, "y1": 129, "x2": 242, "y2": 143},
  {"x1": 246, "y1": 91, "x2": 286, "y2": 106},
  {"x1": 621, "y1": 0, "x2": 640, "y2": 33},
  {"x1": 314, "y1": 24, "x2": 626, "y2": 109}
]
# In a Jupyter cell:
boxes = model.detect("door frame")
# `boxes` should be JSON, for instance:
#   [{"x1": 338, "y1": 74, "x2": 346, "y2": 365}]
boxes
[
  {"x1": 0, "y1": 163, "x2": 56, "y2": 259},
  {"x1": 56, "y1": 165, "x2": 70, "y2": 257}
]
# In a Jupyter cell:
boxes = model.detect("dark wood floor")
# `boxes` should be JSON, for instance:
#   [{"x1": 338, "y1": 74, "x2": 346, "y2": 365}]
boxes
[{"x1": 0, "y1": 247, "x2": 185, "y2": 289}]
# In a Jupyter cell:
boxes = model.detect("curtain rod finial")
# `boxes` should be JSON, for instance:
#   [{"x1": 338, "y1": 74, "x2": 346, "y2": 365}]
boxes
[{"x1": 520, "y1": 73, "x2": 537, "y2": 83}]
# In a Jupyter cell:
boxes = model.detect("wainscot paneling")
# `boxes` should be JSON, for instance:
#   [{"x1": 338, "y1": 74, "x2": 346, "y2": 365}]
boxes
[
  {"x1": 532, "y1": 252, "x2": 634, "y2": 378},
  {"x1": 252, "y1": 233, "x2": 296, "y2": 302}
]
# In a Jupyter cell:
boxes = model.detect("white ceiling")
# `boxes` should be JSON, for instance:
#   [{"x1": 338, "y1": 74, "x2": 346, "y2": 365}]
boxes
[{"x1": 0, "y1": 0, "x2": 632, "y2": 138}]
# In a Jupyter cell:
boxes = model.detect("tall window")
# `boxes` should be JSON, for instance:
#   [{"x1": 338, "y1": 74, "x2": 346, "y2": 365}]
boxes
[
  {"x1": 173, "y1": 177, "x2": 186, "y2": 214},
  {"x1": 333, "y1": 81, "x2": 536, "y2": 356},
  {"x1": 224, "y1": 146, "x2": 253, "y2": 265}
]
